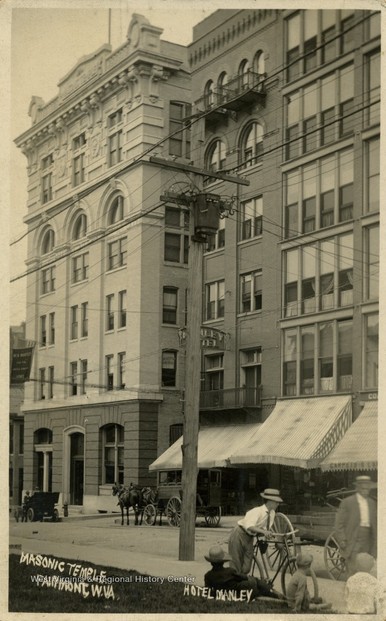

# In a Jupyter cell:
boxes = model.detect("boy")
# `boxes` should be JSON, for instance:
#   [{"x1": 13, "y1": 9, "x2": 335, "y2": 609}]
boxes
[
  {"x1": 345, "y1": 553, "x2": 378, "y2": 614},
  {"x1": 286, "y1": 553, "x2": 313, "y2": 612},
  {"x1": 204, "y1": 545, "x2": 283, "y2": 601}
]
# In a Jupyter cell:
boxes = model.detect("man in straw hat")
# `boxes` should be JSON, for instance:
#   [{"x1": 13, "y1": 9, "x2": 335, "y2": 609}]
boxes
[
  {"x1": 204, "y1": 545, "x2": 283, "y2": 601},
  {"x1": 334, "y1": 475, "x2": 377, "y2": 578},
  {"x1": 228, "y1": 488, "x2": 282, "y2": 574}
]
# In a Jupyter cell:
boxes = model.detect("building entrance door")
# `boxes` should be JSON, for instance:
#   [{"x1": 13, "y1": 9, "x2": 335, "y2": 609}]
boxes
[{"x1": 70, "y1": 433, "x2": 84, "y2": 505}]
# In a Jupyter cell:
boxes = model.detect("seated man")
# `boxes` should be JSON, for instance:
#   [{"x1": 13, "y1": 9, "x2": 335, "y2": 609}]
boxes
[{"x1": 204, "y1": 545, "x2": 283, "y2": 601}]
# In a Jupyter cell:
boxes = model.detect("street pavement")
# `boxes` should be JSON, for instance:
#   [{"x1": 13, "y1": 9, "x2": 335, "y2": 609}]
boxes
[{"x1": 9, "y1": 512, "x2": 349, "y2": 613}]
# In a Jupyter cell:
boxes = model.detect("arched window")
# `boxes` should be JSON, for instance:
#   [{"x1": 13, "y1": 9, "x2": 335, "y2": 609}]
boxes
[
  {"x1": 101, "y1": 424, "x2": 124, "y2": 485},
  {"x1": 204, "y1": 80, "x2": 215, "y2": 108},
  {"x1": 240, "y1": 123, "x2": 263, "y2": 167},
  {"x1": 217, "y1": 72, "x2": 228, "y2": 103},
  {"x1": 238, "y1": 59, "x2": 250, "y2": 89},
  {"x1": 41, "y1": 229, "x2": 55, "y2": 255},
  {"x1": 254, "y1": 51, "x2": 265, "y2": 75},
  {"x1": 108, "y1": 196, "x2": 124, "y2": 225},
  {"x1": 206, "y1": 140, "x2": 226, "y2": 173},
  {"x1": 73, "y1": 213, "x2": 87, "y2": 240}
]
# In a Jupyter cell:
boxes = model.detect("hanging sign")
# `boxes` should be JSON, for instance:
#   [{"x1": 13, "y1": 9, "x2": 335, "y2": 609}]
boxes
[{"x1": 10, "y1": 347, "x2": 34, "y2": 384}]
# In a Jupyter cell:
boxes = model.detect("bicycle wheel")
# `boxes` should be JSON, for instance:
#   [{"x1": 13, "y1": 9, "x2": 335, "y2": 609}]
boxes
[
  {"x1": 266, "y1": 512, "x2": 299, "y2": 570},
  {"x1": 281, "y1": 558, "x2": 319, "y2": 599},
  {"x1": 250, "y1": 552, "x2": 265, "y2": 581},
  {"x1": 324, "y1": 532, "x2": 346, "y2": 580}
]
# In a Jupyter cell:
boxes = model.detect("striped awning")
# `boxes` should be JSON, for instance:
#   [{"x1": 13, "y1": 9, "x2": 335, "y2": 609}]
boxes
[
  {"x1": 229, "y1": 396, "x2": 352, "y2": 469},
  {"x1": 320, "y1": 401, "x2": 378, "y2": 471},
  {"x1": 149, "y1": 423, "x2": 261, "y2": 471}
]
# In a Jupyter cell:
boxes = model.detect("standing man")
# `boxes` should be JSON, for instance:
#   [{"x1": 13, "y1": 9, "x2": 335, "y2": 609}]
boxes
[
  {"x1": 228, "y1": 488, "x2": 283, "y2": 574},
  {"x1": 334, "y1": 476, "x2": 377, "y2": 578}
]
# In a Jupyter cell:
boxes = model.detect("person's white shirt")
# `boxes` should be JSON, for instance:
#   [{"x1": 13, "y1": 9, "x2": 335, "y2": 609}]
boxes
[
  {"x1": 237, "y1": 505, "x2": 275, "y2": 535},
  {"x1": 356, "y1": 492, "x2": 370, "y2": 527}
]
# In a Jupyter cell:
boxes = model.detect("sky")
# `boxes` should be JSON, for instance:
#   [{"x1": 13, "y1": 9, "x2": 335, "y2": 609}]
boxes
[{"x1": 5, "y1": 1, "x2": 214, "y2": 325}]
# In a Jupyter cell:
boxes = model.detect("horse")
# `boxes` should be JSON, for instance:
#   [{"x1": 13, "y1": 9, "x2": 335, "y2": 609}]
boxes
[{"x1": 112, "y1": 482, "x2": 143, "y2": 526}]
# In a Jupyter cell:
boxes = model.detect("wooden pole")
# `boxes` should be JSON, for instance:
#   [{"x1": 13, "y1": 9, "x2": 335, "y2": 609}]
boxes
[{"x1": 178, "y1": 220, "x2": 203, "y2": 561}]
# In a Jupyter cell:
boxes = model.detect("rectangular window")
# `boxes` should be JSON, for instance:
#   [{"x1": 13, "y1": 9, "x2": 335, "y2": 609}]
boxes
[
  {"x1": 39, "y1": 368, "x2": 46, "y2": 399},
  {"x1": 106, "y1": 355, "x2": 114, "y2": 391},
  {"x1": 365, "y1": 137, "x2": 380, "y2": 213},
  {"x1": 108, "y1": 109, "x2": 123, "y2": 167},
  {"x1": 80, "y1": 359, "x2": 87, "y2": 395},
  {"x1": 41, "y1": 267, "x2": 55, "y2": 294},
  {"x1": 340, "y1": 10, "x2": 355, "y2": 55},
  {"x1": 364, "y1": 314, "x2": 378, "y2": 389},
  {"x1": 169, "y1": 101, "x2": 191, "y2": 158},
  {"x1": 339, "y1": 150, "x2": 353, "y2": 222},
  {"x1": 337, "y1": 320, "x2": 352, "y2": 391},
  {"x1": 338, "y1": 234, "x2": 353, "y2": 307},
  {"x1": 40, "y1": 315, "x2": 47, "y2": 346},
  {"x1": 283, "y1": 329, "x2": 297, "y2": 396},
  {"x1": 162, "y1": 350, "x2": 177, "y2": 387},
  {"x1": 107, "y1": 238, "x2": 127, "y2": 270},
  {"x1": 302, "y1": 245, "x2": 316, "y2": 314},
  {"x1": 320, "y1": 155, "x2": 335, "y2": 228},
  {"x1": 203, "y1": 354, "x2": 224, "y2": 393},
  {"x1": 240, "y1": 271, "x2": 262, "y2": 313},
  {"x1": 106, "y1": 294, "x2": 114, "y2": 331},
  {"x1": 286, "y1": 13, "x2": 300, "y2": 81},
  {"x1": 48, "y1": 366, "x2": 54, "y2": 399},
  {"x1": 70, "y1": 361, "x2": 78, "y2": 396},
  {"x1": 206, "y1": 281, "x2": 225, "y2": 320},
  {"x1": 365, "y1": 225, "x2": 379, "y2": 301},
  {"x1": 164, "y1": 232, "x2": 189, "y2": 264},
  {"x1": 163, "y1": 287, "x2": 178, "y2": 324},
  {"x1": 72, "y1": 253, "x2": 89, "y2": 283},
  {"x1": 321, "y1": 11, "x2": 337, "y2": 63},
  {"x1": 49, "y1": 312, "x2": 55, "y2": 344},
  {"x1": 81, "y1": 302, "x2": 88, "y2": 337},
  {"x1": 302, "y1": 163, "x2": 316, "y2": 233},
  {"x1": 19, "y1": 423, "x2": 24, "y2": 455},
  {"x1": 285, "y1": 249, "x2": 299, "y2": 317},
  {"x1": 300, "y1": 327, "x2": 315, "y2": 395},
  {"x1": 42, "y1": 173, "x2": 53, "y2": 204},
  {"x1": 73, "y1": 153, "x2": 85, "y2": 186},
  {"x1": 70, "y1": 305, "x2": 78, "y2": 340},
  {"x1": 240, "y1": 197, "x2": 263, "y2": 240},
  {"x1": 118, "y1": 291, "x2": 127, "y2": 328},
  {"x1": 165, "y1": 207, "x2": 181, "y2": 227},
  {"x1": 319, "y1": 322, "x2": 334, "y2": 393},
  {"x1": 118, "y1": 352, "x2": 126, "y2": 389},
  {"x1": 320, "y1": 239, "x2": 335, "y2": 311}
]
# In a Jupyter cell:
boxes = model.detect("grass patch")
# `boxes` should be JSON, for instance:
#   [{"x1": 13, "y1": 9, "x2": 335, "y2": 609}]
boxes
[{"x1": 9, "y1": 552, "x2": 296, "y2": 614}]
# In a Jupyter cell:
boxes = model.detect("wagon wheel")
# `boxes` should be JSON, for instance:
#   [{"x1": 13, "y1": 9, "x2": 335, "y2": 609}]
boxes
[
  {"x1": 143, "y1": 504, "x2": 157, "y2": 526},
  {"x1": 324, "y1": 532, "x2": 346, "y2": 580},
  {"x1": 166, "y1": 496, "x2": 181, "y2": 527},
  {"x1": 266, "y1": 512, "x2": 299, "y2": 570},
  {"x1": 204, "y1": 506, "x2": 221, "y2": 527},
  {"x1": 26, "y1": 507, "x2": 35, "y2": 522}
]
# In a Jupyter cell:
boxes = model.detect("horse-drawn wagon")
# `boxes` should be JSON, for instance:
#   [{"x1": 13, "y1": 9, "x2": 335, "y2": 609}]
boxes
[
  {"x1": 22, "y1": 492, "x2": 60, "y2": 522},
  {"x1": 142, "y1": 468, "x2": 222, "y2": 528}
]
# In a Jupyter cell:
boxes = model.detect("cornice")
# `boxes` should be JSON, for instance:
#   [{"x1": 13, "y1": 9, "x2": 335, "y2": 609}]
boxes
[{"x1": 15, "y1": 49, "x2": 184, "y2": 152}]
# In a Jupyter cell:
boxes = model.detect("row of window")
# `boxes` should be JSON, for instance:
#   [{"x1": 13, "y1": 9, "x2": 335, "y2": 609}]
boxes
[
  {"x1": 285, "y1": 9, "x2": 380, "y2": 82},
  {"x1": 37, "y1": 349, "x2": 178, "y2": 398},
  {"x1": 202, "y1": 51, "x2": 265, "y2": 107},
  {"x1": 204, "y1": 121, "x2": 263, "y2": 176},
  {"x1": 205, "y1": 271, "x2": 262, "y2": 320},
  {"x1": 283, "y1": 314, "x2": 378, "y2": 396},
  {"x1": 285, "y1": 52, "x2": 380, "y2": 160},
  {"x1": 40, "y1": 197, "x2": 124, "y2": 257},
  {"x1": 284, "y1": 139, "x2": 379, "y2": 238}
]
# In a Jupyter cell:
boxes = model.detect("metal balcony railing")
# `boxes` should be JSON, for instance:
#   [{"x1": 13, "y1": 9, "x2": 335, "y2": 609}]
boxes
[
  {"x1": 199, "y1": 386, "x2": 262, "y2": 410},
  {"x1": 195, "y1": 70, "x2": 266, "y2": 119}
]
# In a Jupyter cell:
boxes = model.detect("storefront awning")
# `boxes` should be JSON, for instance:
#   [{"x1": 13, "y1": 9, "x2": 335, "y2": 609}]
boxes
[
  {"x1": 229, "y1": 396, "x2": 352, "y2": 469},
  {"x1": 320, "y1": 401, "x2": 377, "y2": 471},
  {"x1": 149, "y1": 423, "x2": 261, "y2": 471}
]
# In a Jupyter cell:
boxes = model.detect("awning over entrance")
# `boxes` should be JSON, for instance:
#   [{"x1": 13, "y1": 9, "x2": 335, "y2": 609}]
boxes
[
  {"x1": 320, "y1": 401, "x2": 377, "y2": 471},
  {"x1": 229, "y1": 396, "x2": 352, "y2": 469},
  {"x1": 149, "y1": 423, "x2": 261, "y2": 471}
]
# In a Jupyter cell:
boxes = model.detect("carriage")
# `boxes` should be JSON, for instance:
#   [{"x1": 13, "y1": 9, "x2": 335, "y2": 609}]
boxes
[
  {"x1": 142, "y1": 468, "x2": 222, "y2": 527},
  {"x1": 21, "y1": 492, "x2": 60, "y2": 522}
]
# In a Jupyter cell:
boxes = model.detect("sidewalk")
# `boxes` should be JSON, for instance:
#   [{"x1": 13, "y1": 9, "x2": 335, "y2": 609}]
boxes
[{"x1": 10, "y1": 513, "x2": 348, "y2": 613}]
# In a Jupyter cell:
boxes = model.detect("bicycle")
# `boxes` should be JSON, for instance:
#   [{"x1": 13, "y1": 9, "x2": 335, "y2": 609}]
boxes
[{"x1": 250, "y1": 529, "x2": 319, "y2": 599}]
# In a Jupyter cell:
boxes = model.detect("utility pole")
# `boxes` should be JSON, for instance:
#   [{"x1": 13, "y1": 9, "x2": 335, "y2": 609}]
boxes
[{"x1": 150, "y1": 156, "x2": 248, "y2": 560}]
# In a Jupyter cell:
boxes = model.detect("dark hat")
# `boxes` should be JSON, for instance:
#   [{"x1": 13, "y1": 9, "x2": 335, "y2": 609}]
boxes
[
  {"x1": 205, "y1": 545, "x2": 231, "y2": 563},
  {"x1": 296, "y1": 553, "x2": 313, "y2": 567},
  {"x1": 260, "y1": 488, "x2": 283, "y2": 503}
]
